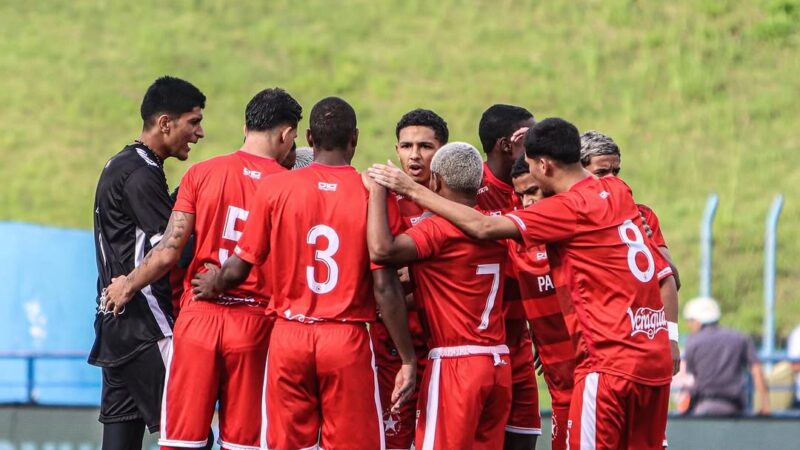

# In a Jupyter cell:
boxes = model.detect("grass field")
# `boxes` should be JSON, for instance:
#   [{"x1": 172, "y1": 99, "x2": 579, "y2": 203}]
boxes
[{"x1": 1, "y1": 0, "x2": 798, "y2": 337}]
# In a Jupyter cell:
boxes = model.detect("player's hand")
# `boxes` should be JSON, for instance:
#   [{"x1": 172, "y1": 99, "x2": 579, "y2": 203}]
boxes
[
  {"x1": 191, "y1": 263, "x2": 222, "y2": 300},
  {"x1": 105, "y1": 276, "x2": 134, "y2": 316},
  {"x1": 390, "y1": 363, "x2": 416, "y2": 413},
  {"x1": 533, "y1": 349, "x2": 544, "y2": 376},
  {"x1": 510, "y1": 127, "x2": 529, "y2": 145},
  {"x1": 397, "y1": 266, "x2": 410, "y2": 284},
  {"x1": 368, "y1": 161, "x2": 416, "y2": 196},
  {"x1": 670, "y1": 340, "x2": 681, "y2": 376}
]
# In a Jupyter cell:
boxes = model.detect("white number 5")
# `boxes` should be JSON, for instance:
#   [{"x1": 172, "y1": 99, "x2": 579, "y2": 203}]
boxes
[
  {"x1": 618, "y1": 220, "x2": 655, "y2": 282},
  {"x1": 306, "y1": 224, "x2": 340, "y2": 294},
  {"x1": 476, "y1": 263, "x2": 500, "y2": 330}
]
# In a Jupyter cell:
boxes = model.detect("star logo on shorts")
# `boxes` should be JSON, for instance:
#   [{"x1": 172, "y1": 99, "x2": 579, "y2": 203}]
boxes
[{"x1": 383, "y1": 410, "x2": 401, "y2": 436}]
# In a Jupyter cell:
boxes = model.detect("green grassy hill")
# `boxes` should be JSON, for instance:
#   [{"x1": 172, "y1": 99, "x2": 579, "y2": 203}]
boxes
[{"x1": 1, "y1": 0, "x2": 798, "y2": 337}]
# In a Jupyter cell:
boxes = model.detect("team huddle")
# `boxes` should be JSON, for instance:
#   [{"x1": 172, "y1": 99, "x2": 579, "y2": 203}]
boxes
[{"x1": 92, "y1": 76, "x2": 681, "y2": 450}]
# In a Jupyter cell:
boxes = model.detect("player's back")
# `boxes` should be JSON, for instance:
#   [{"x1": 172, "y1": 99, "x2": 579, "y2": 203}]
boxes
[
  {"x1": 237, "y1": 162, "x2": 375, "y2": 322},
  {"x1": 406, "y1": 212, "x2": 508, "y2": 349},
  {"x1": 174, "y1": 151, "x2": 285, "y2": 310},
  {"x1": 508, "y1": 176, "x2": 673, "y2": 385}
]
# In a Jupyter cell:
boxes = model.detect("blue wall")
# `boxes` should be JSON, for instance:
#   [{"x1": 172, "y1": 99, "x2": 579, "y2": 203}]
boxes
[{"x1": 0, "y1": 222, "x2": 100, "y2": 405}]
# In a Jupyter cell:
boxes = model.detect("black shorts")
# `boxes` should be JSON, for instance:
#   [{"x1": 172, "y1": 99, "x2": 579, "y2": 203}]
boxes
[{"x1": 99, "y1": 338, "x2": 170, "y2": 433}]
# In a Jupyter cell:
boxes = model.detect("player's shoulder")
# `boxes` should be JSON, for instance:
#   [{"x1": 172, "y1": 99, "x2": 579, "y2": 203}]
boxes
[{"x1": 105, "y1": 144, "x2": 158, "y2": 175}]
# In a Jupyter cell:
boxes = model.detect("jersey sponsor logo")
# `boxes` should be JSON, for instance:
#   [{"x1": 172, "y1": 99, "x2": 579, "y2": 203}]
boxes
[
  {"x1": 536, "y1": 251, "x2": 547, "y2": 261},
  {"x1": 136, "y1": 148, "x2": 159, "y2": 167},
  {"x1": 537, "y1": 274, "x2": 555, "y2": 294},
  {"x1": 599, "y1": 190, "x2": 610, "y2": 199},
  {"x1": 627, "y1": 306, "x2": 667, "y2": 339},
  {"x1": 478, "y1": 186, "x2": 489, "y2": 194},
  {"x1": 409, "y1": 215, "x2": 424, "y2": 226},
  {"x1": 489, "y1": 210, "x2": 502, "y2": 216},
  {"x1": 242, "y1": 167, "x2": 262, "y2": 180},
  {"x1": 318, "y1": 182, "x2": 337, "y2": 192}
]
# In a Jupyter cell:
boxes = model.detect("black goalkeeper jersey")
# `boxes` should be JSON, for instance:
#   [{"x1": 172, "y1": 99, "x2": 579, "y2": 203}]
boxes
[{"x1": 89, "y1": 143, "x2": 175, "y2": 367}]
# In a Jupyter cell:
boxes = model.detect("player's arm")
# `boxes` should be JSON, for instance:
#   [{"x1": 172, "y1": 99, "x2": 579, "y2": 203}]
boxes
[
  {"x1": 105, "y1": 211, "x2": 195, "y2": 315},
  {"x1": 368, "y1": 162, "x2": 520, "y2": 240},
  {"x1": 372, "y1": 267, "x2": 416, "y2": 412},
  {"x1": 660, "y1": 274, "x2": 681, "y2": 375},
  {"x1": 191, "y1": 255, "x2": 253, "y2": 300},
  {"x1": 364, "y1": 179, "x2": 419, "y2": 266},
  {"x1": 658, "y1": 246, "x2": 681, "y2": 290}
]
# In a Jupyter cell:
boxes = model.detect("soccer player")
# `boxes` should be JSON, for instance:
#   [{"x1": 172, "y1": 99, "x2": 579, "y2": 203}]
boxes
[
  {"x1": 369, "y1": 118, "x2": 677, "y2": 450},
  {"x1": 91, "y1": 76, "x2": 205, "y2": 450},
  {"x1": 579, "y1": 130, "x2": 681, "y2": 290},
  {"x1": 367, "y1": 142, "x2": 512, "y2": 450},
  {"x1": 509, "y1": 156, "x2": 577, "y2": 450},
  {"x1": 372, "y1": 108, "x2": 448, "y2": 450},
  {"x1": 192, "y1": 97, "x2": 416, "y2": 450},
  {"x1": 103, "y1": 88, "x2": 302, "y2": 450},
  {"x1": 478, "y1": 104, "x2": 540, "y2": 449}
]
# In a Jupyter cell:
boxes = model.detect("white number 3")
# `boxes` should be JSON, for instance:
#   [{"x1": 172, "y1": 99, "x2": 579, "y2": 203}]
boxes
[
  {"x1": 618, "y1": 220, "x2": 655, "y2": 282},
  {"x1": 306, "y1": 224, "x2": 340, "y2": 294}
]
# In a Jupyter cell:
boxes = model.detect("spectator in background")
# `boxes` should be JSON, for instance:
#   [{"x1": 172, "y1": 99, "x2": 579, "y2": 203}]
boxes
[
  {"x1": 684, "y1": 296, "x2": 771, "y2": 416},
  {"x1": 788, "y1": 324, "x2": 800, "y2": 408}
]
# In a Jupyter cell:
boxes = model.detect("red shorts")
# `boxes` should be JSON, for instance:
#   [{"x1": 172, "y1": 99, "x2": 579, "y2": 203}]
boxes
[
  {"x1": 505, "y1": 330, "x2": 541, "y2": 436},
  {"x1": 371, "y1": 315, "x2": 428, "y2": 450},
  {"x1": 159, "y1": 305, "x2": 272, "y2": 450},
  {"x1": 550, "y1": 405, "x2": 570, "y2": 450},
  {"x1": 264, "y1": 319, "x2": 384, "y2": 450},
  {"x1": 416, "y1": 347, "x2": 512, "y2": 450},
  {"x1": 568, "y1": 372, "x2": 669, "y2": 450}
]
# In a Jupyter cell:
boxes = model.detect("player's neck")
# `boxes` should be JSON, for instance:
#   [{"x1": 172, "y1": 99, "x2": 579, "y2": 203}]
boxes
[
  {"x1": 554, "y1": 167, "x2": 592, "y2": 194},
  {"x1": 240, "y1": 134, "x2": 279, "y2": 160},
  {"x1": 485, "y1": 154, "x2": 512, "y2": 186},
  {"x1": 439, "y1": 186, "x2": 477, "y2": 207},
  {"x1": 136, "y1": 132, "x2": 169, "y2": 161},
  {"x1": 313, "y1": 149, "x2": 351, "y2": 166}
]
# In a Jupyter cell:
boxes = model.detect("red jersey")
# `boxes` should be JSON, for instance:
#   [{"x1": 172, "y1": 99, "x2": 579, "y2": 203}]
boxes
[
  {"x1": 508, "y1": 242, "x2": 577, "y2": 408},
  {"x1": 405, "y1": 211, "x2": 508, "y2": 349},
  {"x1": 476, "y1": 163, "x2": 527, "y2": 340},
  {"x1": 173, "y1": 151, "x2": 286, "y2": 310},
  {"x1": 234, "y1": 163, "x2": 377, "y2": 323},
  {"x1": 506, "y1": 176, "x2": 674, "y2": 386},
  {"x1": 638, "y1": 203, "x2": 667, "y2": 248},
  {"x1": 391, "y1": 192, "x2": 427, "y2": 229}
]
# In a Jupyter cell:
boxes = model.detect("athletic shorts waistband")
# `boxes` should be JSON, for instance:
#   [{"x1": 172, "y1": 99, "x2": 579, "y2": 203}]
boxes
[{"x1": 428, "y1": 344, "x2": 510, "y2": 366}]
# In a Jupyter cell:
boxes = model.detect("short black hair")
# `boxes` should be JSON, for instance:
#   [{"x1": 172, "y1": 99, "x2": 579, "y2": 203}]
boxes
[
  {"x1": 478, "y1": 104, "x2": 534, "y2": 154},
  {"x1": 140, "y1": 76, "x2": 206, "y2": 128},
  {"x1": 523, "y1": 117, "x2": 581, "y2": 164},
  {"x1": 245, "y1": 88, "x2": 302, "y2": 131},
  {"x1": 510, "y1": 154, "x2": 530, "y2": 179},
  {"x1": 395, "y1": 109, "x2": 449, "y2": 144},
  {"x1": 309, "y1": 97, "x2": 357, "y2": 150}
]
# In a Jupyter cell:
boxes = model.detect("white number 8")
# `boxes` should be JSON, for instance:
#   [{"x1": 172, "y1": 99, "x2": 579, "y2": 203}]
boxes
[
  {"x1": 306, "y1": 224, "x2": 340, "y2": 294},
  {"x1": 618, "y1": 220, "x2": 655, "y2": 283}
]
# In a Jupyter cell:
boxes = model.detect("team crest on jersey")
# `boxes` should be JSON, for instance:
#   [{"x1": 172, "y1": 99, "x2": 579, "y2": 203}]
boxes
[
  {"x1": 383, "y1": 409, "x2": 402, "y2": 436},
  {"x1": 477, "y1": 186, "x2": 489, "y2": 194},
  {"x1": 489, "y1": 210, "x2": 502, "y2": 216},
  {"x1": 318, "y1": 182, "x2": 337, "y2": 192},
  {"x1": 626, "y1": 306, "x2": 667, "y2": 339},
  {"x1": 599, "y1": 190, "x2": 610, "y2": 199},
  {"x1": 243, "y1": 167, "x2": 262, "y2": 180}
]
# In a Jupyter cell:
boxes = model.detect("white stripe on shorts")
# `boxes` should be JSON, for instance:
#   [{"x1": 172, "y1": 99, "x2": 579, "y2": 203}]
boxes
[
  {"x1": 260, "y1": 351, "x2": 270, "y2": 450},
  {"x1": 158, "y1": 338, "x2": 174, "y2": 441},
  {"x1": 580, "y1": 372, "x2": 599, "y2": 450},
  {"x1": 421, "y1": 358, "x2": 442, "y2": 450},
  {"x1": 367, "y1": 331, "x2": 387, "y2": 450}
]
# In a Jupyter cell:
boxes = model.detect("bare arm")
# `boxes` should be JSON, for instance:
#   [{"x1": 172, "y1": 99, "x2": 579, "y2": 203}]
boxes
[
  {"x1": 364, "y1": 178, "x2": 420, "y2": 266},
  {"x1": 191, "y1": 254, "x2": 253, "y2": 300},
  {"x1": 368, "y1": 162, "x2": 520, "y2": 241},
  {"x1": 659, "y1": 246, "x2": 681, "y2": 291},
  {"x1": 751, "y1": 363, "x2": 771, "y2": 415},
  {"x1": 660, "y1": 275, "x2": 681, "y2": 375},
  {"x1": 373, "y1": 267, "x2": 416, "y2": 411},
  {"x1": 105, "y1": 211, "x2": 194, "y2": 314}
]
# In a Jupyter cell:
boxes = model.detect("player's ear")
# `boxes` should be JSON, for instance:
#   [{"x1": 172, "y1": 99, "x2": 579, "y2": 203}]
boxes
[
  {"x1": 280, "y1": 125, "x2": 294, "y2": 143},
  {"x1": 306, "y1": 129, "x2": 314, "y2": 148},
  {"x1": 498, "y1": 136, "x2": 511, "y2": 155},
  {"x1": 430, "y1": 173, "x2": 440, "y2": 192},
  {"x1": 157, "y1": 114, "x2": 172, "y2": 135}
]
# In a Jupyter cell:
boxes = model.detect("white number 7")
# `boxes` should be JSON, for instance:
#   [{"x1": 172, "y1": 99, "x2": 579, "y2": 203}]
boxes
[{"x1": 476, "y1": 263, "x2": 500, "y2": 330}]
